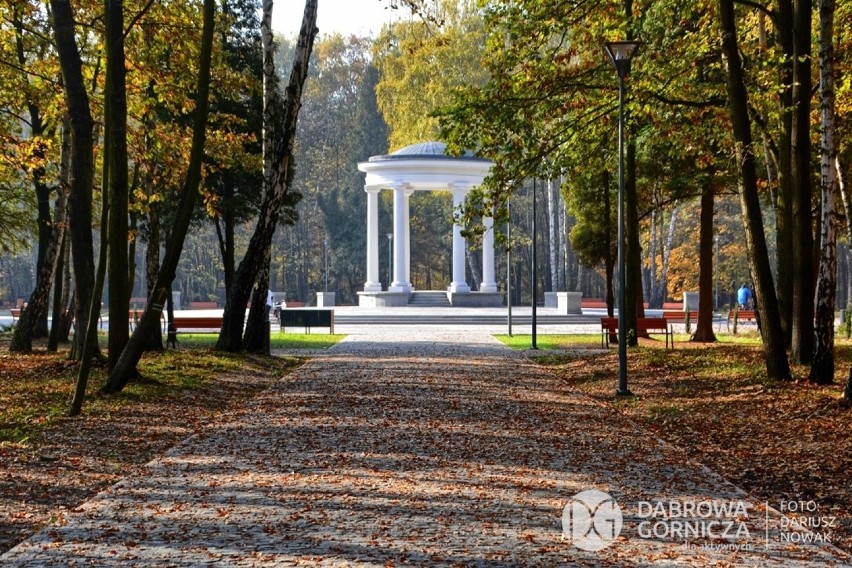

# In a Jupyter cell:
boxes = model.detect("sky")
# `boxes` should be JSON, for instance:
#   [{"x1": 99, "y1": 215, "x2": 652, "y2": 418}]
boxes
[{"x1": 272, "y1": 0, "x2": 400, "y2": 38}]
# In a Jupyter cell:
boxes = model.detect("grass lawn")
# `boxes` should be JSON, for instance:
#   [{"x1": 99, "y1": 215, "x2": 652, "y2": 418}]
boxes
[
  {"x1": 500, "y1": 330, "x2": 852, "y2": 554},
  {"x1": 176, "y1": 332, "x2": 345, "y2": 350}
]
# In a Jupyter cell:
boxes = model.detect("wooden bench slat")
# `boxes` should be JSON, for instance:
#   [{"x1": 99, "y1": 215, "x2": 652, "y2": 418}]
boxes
[
  {"x1": 172, "y1": 316, "x2": 223, "y2": 331},
  {"x1": 279, "y1": 308, "x2": 334, "y2": 334}
]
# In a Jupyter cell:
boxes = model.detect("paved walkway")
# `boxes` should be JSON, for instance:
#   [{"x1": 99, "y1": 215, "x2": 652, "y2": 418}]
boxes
[{"x1": 2, "y1": 326, "x2": 847, "y2": 566}]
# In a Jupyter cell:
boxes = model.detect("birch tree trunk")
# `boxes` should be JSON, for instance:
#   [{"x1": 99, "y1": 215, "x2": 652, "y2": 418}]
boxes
[
  {"x1": 48, "y1": 115, "x2": 73, "y2": 351},
  {"x1": 657, "y1": 203, "x2": 679, "y2": 307},
  {"x1": 810, "y1": 0, "x2": 838, "y2": 383}
]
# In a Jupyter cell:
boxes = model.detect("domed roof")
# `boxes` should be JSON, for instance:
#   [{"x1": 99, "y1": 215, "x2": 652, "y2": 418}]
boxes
[{"x1": 368, "y1": 141, "x2": 486, "y2": 162}]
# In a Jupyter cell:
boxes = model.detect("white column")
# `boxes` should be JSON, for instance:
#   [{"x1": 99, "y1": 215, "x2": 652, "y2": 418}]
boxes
[
  {"x1": 390, "y1": 185, "x2": 409, "y2": 292},
  {"x1": 404, "y1": 189, "x2": 413, "y2": 290},
  {"x1": 481, "y1": 215, "x2": 497, "y2": 292},
  {"x1": 448, "y1": 186, "x2": 470, "y2": 293},
  {"x1": 363, "y1": 186, "x2": 382, "y2": 292}
]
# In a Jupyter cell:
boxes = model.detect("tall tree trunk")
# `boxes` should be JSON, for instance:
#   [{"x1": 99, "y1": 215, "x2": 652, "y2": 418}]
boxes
[
  {"x1": 775, "y1": 0, "x2": 795, "y2": 344},
  {"x1": 625, "y1": 139, "x2": 645, "y2": 341},
  {"x1": 47, "y1": 231, "x2": 68, "y2": 351},
  {"x1": 214, "y1": 175, "x2": 236, "y2": 299},
  {"x1": 658, "y1": 203, "x2": 679, "y2": 307},
  {"x1": 718, "y1": 0, "x2": 791, "y2": 380},
  {"x1": 50, "y1": 0, "x2": 96, "y2": 361},
  {"x1": 102, "y1": 0, "x2": 216, "y2": 393},
  {"x1": 647, "y1": 208, "x2": 657, "y2": 306},
  {"x1": 791, "y1": 0, "x2": 815, "y2": 364},
  {"x1": 9, "y1": 177, "x2": 68, "y2": 352},
  {"x1": 243, "y1": 249, "x2": 271, "y2": 353},
  {"x1": 216, "y1": 0, "x2": 319, "y2": 352},
  {"x1": 106, "y1": 0, "x2": 130, "y2": 371},
  {"x1": 810, "y1": 0, "x2": 837, "y2": 384},
  {"x1": 70, "y1": 139, "x2": 111, "y2": 415},
  {"x1": 692, "y1": 177, "x2": 717, "y2": 342},
  {"x1": 604, "y1": 171, "x2": 615, "y2": 319},
  {"x1": 261, "y1": 0, "x2": 275, "y2": 192},
  {"x1": 838, "y1": 161, "x2": 852, "y2": 400},
  {"x1": 141, "y1": 204, "x2": 164, "y2": 350}
]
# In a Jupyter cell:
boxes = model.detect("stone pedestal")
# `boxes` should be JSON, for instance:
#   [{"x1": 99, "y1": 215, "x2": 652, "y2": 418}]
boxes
[
  {"x1": 317, "y1": 292, "x2": 336, "y2": 307},
  {"x1": 683, "y1": 292, "x2": 699, "y2": 311},
  {"x1": 557, "y1": 291, "x2": 582, "y2": 314},
  {"x1": 544, "y1": 292, "x2": 558, "y2": 308},
  {"x1": 171, "y1": 290, "x2": 182, "y2": 310},
  {"x1": 358, "y1": 292, "x2": 410, "y2": 307}
]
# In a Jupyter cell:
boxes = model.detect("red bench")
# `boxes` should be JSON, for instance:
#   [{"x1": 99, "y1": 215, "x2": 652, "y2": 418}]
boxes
[
  {"x1": 189, "y1": 301, "x2": 218, "y2": 309},
  {"x1": 727, "y1": 309, "x2": 758, "y2": 330},
  {"x1": 661, "y1": 310, "x2": 699, "y2": 323},
  {"x1": 601, "y1": 317, "x2": 673, "y2": 349}
]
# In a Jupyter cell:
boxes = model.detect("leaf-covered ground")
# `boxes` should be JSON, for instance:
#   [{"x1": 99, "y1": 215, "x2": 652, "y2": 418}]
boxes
[
  {"x1": 0, "y1": 342, "x2": 304, "y2": 554},
  {"x1": 530, "y1": 334, "x2": 852, "y2": 554}
]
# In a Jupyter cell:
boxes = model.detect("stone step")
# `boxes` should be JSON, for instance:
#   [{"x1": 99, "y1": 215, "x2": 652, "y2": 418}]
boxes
[{"x1": 408, "y1": 291, "x2": 451, "y2": 307}]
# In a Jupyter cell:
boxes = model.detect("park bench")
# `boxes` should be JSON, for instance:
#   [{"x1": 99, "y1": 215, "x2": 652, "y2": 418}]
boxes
[
  {"x1": 601, "y1": 316, "x2": 673, "y2": 349},
  {"x1": 129, "y1": 309, "x2": 167, "y2": 333},
  {"x1": 662, "y1": 302, "x2": 683, "y2": 310},
  {"x1": 661, "y1": 310, "x2": 699, "y2": 323},
  {"x1": 727, "y1": 309, "x2": 758, "y2": 330},
  {"x1": 279, "y1": 308, "x2": 334, "y2": 334},
  {"x1": 171, "y1": 315, "x2": 223, "y2": 333},
  {"x1": 581, "y1": 298, "x2": 607, "y2": 309},
  {"x1": 189, "y1": 301, "x2": 218, "y2": 309}
]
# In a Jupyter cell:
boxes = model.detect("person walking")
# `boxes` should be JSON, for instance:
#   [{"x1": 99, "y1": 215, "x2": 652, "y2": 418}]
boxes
[{"x1": 737, "y1": 283, "x2": 752, "y2": 309}]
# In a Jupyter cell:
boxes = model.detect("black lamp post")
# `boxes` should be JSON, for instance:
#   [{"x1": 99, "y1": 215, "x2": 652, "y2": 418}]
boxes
[{"x1": 604, "y1": 39, "x2": 640, "y2": 397}]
